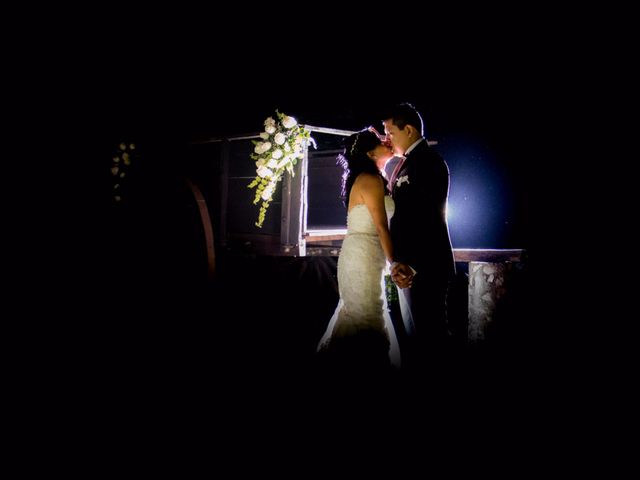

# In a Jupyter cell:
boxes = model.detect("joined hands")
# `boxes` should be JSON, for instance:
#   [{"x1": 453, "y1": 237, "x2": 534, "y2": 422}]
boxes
[{"x1": 391, "y1": 262, "x2": 415, "y2": 289}]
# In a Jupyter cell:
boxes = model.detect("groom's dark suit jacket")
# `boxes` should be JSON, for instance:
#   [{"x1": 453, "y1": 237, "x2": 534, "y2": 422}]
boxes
[{"x1": 390, "y1": 140, "x2": 455, "y2": 279}]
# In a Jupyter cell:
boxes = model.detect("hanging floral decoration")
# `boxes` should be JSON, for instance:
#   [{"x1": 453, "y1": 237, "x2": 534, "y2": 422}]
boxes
[{"x1": 247, "y1": 111, "x2": 314, "y2": 228}]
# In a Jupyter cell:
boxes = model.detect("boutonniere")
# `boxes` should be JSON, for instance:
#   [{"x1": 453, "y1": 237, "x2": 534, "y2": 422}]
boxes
[{"x1": 396, "y1": 175, "x2": 410, "y2": 187}]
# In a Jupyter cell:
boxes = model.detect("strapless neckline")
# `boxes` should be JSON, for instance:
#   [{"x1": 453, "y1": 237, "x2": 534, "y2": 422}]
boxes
[{"x1": 347, "y1": 203, "x2": 368, "y2": 214}]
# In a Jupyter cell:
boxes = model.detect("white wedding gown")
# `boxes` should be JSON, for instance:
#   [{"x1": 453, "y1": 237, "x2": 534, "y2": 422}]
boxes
[{"x1": 317, "y1": 196, "x2": 401, "y2": 369}]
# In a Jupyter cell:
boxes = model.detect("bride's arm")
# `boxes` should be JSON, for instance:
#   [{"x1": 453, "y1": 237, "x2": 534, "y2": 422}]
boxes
[{"x1": 359, "y1": 174, "x2": 394, "y2": 263}]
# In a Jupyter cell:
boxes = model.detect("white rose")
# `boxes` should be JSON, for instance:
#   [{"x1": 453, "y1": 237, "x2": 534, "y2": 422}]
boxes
[
  {"x1": 257, "y1": 166, "x2": 273, "y2": 178},
  {"x1": 283, "y1": 143, "x2": 291, "y2": 152},
  {"x1": 265, "y1": 125, "x2": 276, "y2": 134},
  {"x1": 282, "y1": 115, "x2": 297, "y2": 128},
  {"x1": 267, "y1": 159, "x2": 278, "y2": 168},
  {"x1": 259, "y1": 132, "x2": 269, "y2": 140},
  {"x1": 254, "y1": 142, "x2": 271, "y2": 154},
  {"x1": 262, "y1": 184, "x2": 274, "y2": 200},
  {"x1": 271, "y1": 149, "x2": 283, "y2": 159},
  {"x1": 274, "y1": 132, "x2": 286, "y2": 145},
  {"x1": 264, "y1": 117, "x2": 276, "y2": 127},
  {"x1": 255, "y1": 159, "x2": 266, "y2": 168}
]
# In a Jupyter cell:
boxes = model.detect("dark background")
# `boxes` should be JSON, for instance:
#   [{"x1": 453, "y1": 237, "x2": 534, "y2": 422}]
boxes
[
  {"x1": 76, "y1": 27, "x2": 553, "y2": 347},
  {"x1": 88, "y1": 62, "x2": 540, "y2": 251},
  {"x1": 11, "y1": 8, "x2": 616, "y2": 467},
  {"x1": 26, "y1": 14, "x2": 597, "y2": 459},
  {"x1": 82, "y1": 56, "x2": 548, "y2": 371}
]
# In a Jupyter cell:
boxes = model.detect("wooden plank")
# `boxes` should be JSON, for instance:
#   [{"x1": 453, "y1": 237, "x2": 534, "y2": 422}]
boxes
[
  {"x1": 219, "y1": 140, "x2": 230, "y2": 246},
  {"x1": 224, "y1": 235, "x2": 524, "y2": 263},
  {"x1": 280, "y1": 161, "x2": 301, "y2": 254},
  {"x1": 305, "y1": 233, "x2": 347, "y2": 243},
  {"x1": 453, "y1": 249, "x2": 523, "y2": 263},
  {"x1": 185, "y1": 179, "x2": 216, "y2": 279},
  {"x1": 302, "y1": 241, "x2": 524, "y2": 263},
  {"x1": 190, "y1": 125, "x2": 437, "y2": 145}
]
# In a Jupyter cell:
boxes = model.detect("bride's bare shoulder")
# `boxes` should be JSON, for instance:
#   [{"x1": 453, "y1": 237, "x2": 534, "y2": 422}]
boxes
[{"x1": 355, "y1": 172, "x2": 383, "y2": 189}]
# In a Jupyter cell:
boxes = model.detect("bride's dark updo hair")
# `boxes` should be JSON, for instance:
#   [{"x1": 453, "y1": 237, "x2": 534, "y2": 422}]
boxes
[{"x1": 338, "y1": 128, "x2": 387, "y2": 205}]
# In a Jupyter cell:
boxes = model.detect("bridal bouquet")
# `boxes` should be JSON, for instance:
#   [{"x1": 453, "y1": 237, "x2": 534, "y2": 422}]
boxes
[{"x1": 248, "y1": 111, "x2": 313, "y2": 228}]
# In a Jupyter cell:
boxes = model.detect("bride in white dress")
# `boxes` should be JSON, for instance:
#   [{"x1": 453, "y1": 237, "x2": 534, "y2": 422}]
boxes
[{"x1": 317, "y1": 128, "x2": 401, "y2": 373}]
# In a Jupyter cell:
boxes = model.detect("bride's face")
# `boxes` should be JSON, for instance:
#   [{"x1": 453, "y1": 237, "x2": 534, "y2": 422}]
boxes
[{"x1": 367, "y1": 143, "x2": 394, "y2": 169}]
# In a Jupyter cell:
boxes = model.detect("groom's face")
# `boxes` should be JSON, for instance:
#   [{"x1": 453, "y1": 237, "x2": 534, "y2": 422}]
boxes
[{"x1": 383, "y1": 120, "x2": 411, "y2": 155}]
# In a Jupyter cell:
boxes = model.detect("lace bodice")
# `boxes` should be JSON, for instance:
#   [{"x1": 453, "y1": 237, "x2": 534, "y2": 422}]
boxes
[{"x1": 347, "y1": 196, "x2": 395, "y2": 234}]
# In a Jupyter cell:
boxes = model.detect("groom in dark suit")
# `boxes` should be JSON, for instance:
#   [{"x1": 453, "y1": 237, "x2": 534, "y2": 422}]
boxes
[{"x1": 383, "y1": 103, "x2": 456, "y2": 378}]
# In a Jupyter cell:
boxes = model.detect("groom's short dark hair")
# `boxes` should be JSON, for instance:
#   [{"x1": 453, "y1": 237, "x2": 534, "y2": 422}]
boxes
[{"x1": 383, "y1": 103, "x2": 424, "y2": 137}]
